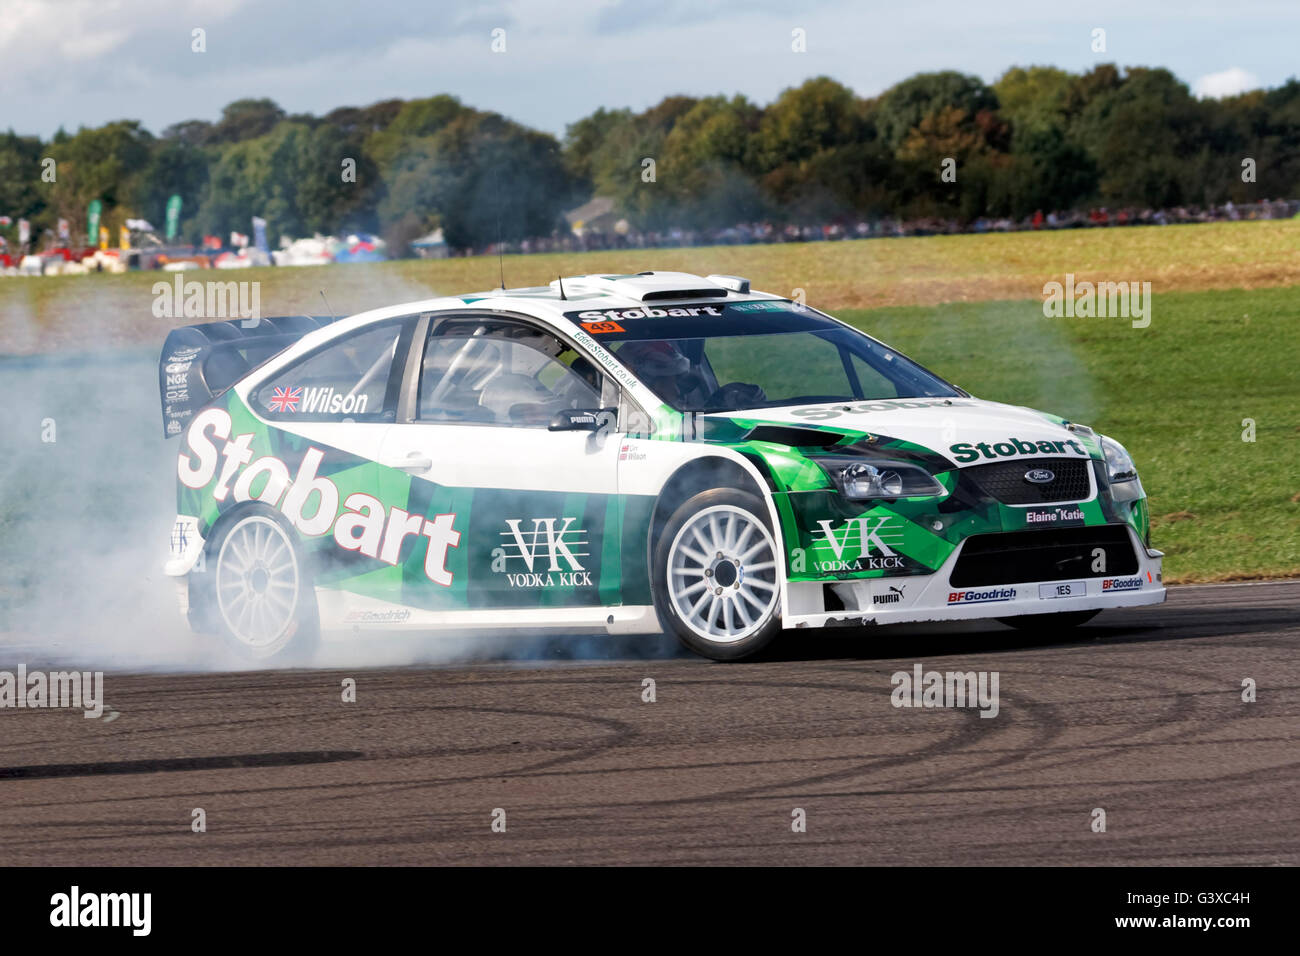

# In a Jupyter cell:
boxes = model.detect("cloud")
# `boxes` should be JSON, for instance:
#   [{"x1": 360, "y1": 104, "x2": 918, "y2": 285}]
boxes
[
  {"x1": 591, "y1": 0, "x2": 842, "y2": 35},
  {"x1": 57, "y1": 27, "x2": 130, "y2": 60},
  {"x1": 2, "y1": 1, "x2": 1298, "y2": 139},
  {"x1": 1192, "y1": 67, "x2": 1260, "y2": 99}
]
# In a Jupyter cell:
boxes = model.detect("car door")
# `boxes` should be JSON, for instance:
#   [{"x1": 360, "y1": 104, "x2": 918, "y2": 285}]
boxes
[{"x1": 377, "y1": 315, "x2": 624, "y2": 611}]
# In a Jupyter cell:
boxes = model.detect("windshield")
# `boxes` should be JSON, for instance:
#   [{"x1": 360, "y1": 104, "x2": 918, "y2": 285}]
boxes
[{"x1": 571, "y1": 304, "x2": 962, "y2": 413}]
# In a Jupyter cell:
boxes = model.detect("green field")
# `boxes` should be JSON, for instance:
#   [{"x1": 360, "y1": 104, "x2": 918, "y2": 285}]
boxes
[
  {"x1": 2, "y1": 219, "x2": 1298, "y2": 354},
  {"x1": 0, "y1": 220, "x2": 1296, "y2": 583}
]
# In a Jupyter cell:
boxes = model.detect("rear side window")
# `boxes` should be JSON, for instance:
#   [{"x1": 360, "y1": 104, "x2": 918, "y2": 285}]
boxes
[{"x1": 254, "y1": 322, "x2": 409, "y2": 422}]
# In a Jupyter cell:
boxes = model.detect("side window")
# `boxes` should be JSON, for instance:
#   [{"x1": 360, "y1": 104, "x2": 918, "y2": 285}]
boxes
[
  {"x1": 419, "y1": 321, "x2": 603, "y2": 427},
  {"x1": 255, "y1": 323, "x2": 407, "y2": 422}
]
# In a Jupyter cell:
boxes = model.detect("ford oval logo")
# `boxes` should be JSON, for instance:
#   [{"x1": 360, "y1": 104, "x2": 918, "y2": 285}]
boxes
[{"x1": 1024, "y1": 468, "x2": 1055, "y2": 484}]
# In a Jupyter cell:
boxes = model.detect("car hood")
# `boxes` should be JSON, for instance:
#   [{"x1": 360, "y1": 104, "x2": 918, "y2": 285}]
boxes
[{"x1": 706, "y1": 397, "x2": 1101, "y2": 467}]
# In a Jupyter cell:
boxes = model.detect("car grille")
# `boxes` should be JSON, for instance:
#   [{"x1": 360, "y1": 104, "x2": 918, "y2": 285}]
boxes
[
  {"x1": 949, "y1": 525, "x2": 1138, "y2": 587},
  {"x1": 965, "y1": 457, "x2": 1091, "y2": 504}
]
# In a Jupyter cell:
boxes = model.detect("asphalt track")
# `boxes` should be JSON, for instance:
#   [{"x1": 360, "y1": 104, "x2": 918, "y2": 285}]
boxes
[{"x1": 1, "y1": 580, "x2": 1296, "y2": 866}]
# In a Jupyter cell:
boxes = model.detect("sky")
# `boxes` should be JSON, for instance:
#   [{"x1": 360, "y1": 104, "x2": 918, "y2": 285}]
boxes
[{"x1": 3, "y1": 0, "x2": 1297, "y2": 139}]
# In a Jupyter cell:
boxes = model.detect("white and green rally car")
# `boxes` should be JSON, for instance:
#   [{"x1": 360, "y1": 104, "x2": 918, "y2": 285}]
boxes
[{"x1": 160, "y1": 271, "x2": 1165, "y2": 661}]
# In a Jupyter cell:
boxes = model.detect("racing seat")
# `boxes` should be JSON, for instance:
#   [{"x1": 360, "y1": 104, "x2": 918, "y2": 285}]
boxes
[
  {"x1": 478, "y1": 372, "x2": 559, "y2": 425},
  {"x1": 570, "y1": 356, "x2": 601, "y2": 394}
]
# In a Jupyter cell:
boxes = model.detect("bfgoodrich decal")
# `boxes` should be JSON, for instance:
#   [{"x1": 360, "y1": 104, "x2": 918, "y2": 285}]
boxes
[
  {"x1": 343, "y1": 609, "x2": 413, "y2": 624},
  {"x1": 948, "y1": 587, "x2": 1017, "y2": 604},
  {"x1": 1102, "y1": 576, "x2": 1143, "y2": 592}
]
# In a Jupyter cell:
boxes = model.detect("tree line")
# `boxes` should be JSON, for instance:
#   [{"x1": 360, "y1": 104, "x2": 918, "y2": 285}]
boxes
[{"x1": 2, "y1": 65, "x2": 1297, "y2": 255}]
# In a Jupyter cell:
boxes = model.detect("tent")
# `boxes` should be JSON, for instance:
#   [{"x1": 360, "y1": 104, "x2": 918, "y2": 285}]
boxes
[
  {"x1": 410, "y1": 228, "x2": 448, "y2": 258},
  {"x1": 333, "y1": 233, "x2": 387, "y2": 263}
]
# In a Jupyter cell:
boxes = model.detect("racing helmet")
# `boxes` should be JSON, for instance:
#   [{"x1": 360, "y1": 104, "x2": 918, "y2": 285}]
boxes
[{"x1": 617, "y1": 339, "x2": 690, "y2": 379}]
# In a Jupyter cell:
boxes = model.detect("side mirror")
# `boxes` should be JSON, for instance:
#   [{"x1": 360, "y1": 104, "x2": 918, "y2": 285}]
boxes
[{"x1": 548, "y1": 408, "x2": 613, "y2": 432}]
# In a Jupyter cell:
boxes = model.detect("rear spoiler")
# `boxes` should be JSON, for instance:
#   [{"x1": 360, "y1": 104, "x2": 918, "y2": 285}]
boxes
[{"x1": 159, "y1": 315, "x2": 341, "y2": 438}]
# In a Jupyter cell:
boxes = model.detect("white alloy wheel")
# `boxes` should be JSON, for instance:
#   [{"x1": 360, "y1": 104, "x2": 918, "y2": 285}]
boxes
[
  {"x1": 215, "y1": 514, "x2": 303, "y2": 654},
  {"x1": 666, "y1": 504, "x2": 779, "y2": 644}
]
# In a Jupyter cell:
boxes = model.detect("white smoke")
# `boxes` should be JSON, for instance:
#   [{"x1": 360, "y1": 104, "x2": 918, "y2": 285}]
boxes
[{"x1": 0, "y1": 269, "x2": 681, "y2": 673}]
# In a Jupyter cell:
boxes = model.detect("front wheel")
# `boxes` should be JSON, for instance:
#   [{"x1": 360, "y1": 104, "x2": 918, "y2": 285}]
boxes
[
  {"x1": 653, "y1": 489, "x2": 782, "y2": 660},
  {"x1": 205, "y1": 507, "x2": 319, "y2": 662}
]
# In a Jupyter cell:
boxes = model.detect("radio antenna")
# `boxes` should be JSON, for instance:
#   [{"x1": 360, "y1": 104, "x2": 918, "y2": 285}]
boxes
[
  {"x1": 319, "y1": 289, "x2": 338, "y2": 321},
  {"x1": 557, "y1": 275, "x2": 567, "y2": 300}
]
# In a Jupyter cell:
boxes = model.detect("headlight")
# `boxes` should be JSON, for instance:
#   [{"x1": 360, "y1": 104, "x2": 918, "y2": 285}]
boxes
[
  {"x1": 814, "y1": 458, "x2": 944, "y2": 501},
  {"x1": 1099, "y1": 435, "x2": 1143, "y2": 501}
]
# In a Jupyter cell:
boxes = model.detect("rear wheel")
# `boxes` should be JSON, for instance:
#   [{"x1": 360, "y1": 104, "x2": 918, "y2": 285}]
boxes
[
  {"x1": 653, "y1": 489, "x2": 782, "y2": 660},
  {"x1": 206, "y1": 507, "x2": 318, "y2": 661},
  {"x1": 998, "y1": 609, "x2": 1100, "y2": 632}
]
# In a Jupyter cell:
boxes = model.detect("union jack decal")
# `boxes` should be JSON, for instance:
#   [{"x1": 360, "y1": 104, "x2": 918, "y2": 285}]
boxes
[{"x1": 267, "y1": 386, "x2": 301, "y2": 412}]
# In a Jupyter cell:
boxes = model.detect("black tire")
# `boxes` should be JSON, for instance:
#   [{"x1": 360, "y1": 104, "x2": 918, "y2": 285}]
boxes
[
  {"x1": 200, "y1": 504, "x2": 319, "y2": 662},
  {"x1": 652, "y1": 488, "x2": 782, "y2": 661},
  {"x1": 997, "y1": 609, "x2": 1101, "y2": 632}
]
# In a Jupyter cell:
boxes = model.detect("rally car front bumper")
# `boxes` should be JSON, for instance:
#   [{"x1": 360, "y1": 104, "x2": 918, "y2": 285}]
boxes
[{"x1": 783, "y1": 523, "x2": 1165, "y2": 629}]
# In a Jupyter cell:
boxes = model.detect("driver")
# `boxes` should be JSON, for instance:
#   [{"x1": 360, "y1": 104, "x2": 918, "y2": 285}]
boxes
[{"x1": 616, "y1": 339, "x2": 710, "y2": 407}]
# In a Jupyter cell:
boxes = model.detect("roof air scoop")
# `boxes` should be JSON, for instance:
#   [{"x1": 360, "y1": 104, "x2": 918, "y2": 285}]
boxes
[
  {"x1": 706, "y1": 274, "x2": 750, "y2": 294},
  {"x1": 555, "y1": 271, "x2": 732, "y2": 302}
]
